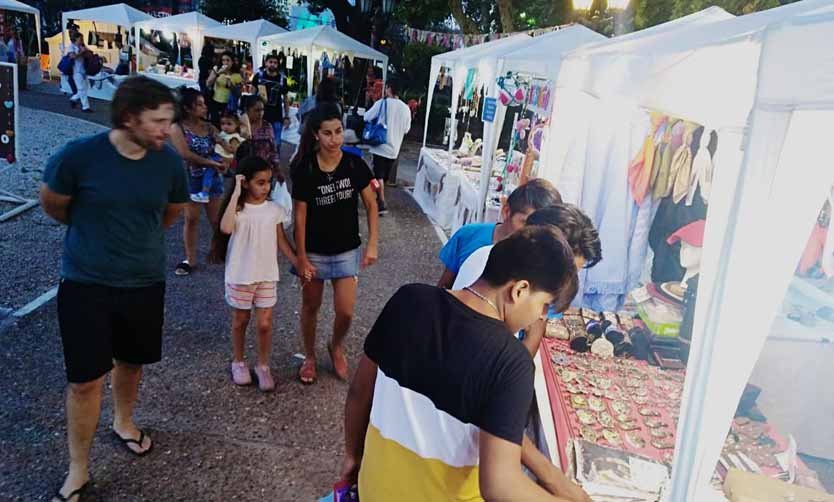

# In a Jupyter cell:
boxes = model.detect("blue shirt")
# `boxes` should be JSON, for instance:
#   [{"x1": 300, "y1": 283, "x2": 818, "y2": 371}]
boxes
[
  {"x1": 43, "y1": 132, "x2": 189, "y2": 288},
  {"x1": 439, "y1": 223, "x2": 497, "y2": 274}
]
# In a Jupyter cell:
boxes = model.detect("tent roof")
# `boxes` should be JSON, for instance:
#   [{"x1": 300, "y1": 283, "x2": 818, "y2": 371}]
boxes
[
  {"x1": 204, "y1": 19, "x2": 287, "y2": 43},
  {"x1": 500, "y1": 25, "x2": 606, "y2": 77},
  {"x1": 134, "y1": 11, "x2": 221, "y2": 32},
  {"x1": 0, "y1": 0, "x2": 38, "y2": 16},
  {"x1": 432, "y1": 34, "x2": 531, "y2": 67},
  {"x1": 259, "y1": 25, "x2": 386, "y2": 61},
  {"x1": 62, "y1": 3, "x2": 151, "y2": 27}
]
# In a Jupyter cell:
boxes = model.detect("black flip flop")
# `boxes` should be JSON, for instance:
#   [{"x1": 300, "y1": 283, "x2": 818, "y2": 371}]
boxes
[
  {"x1": 53, "y1": 481, "x2": 89, "y2": 502},
  {"x1": 174, "y1": 261, "x2": 192, "y2": 276},
  {"x1": 112, "y1": 429, "x2": 154, "y2": 457}
]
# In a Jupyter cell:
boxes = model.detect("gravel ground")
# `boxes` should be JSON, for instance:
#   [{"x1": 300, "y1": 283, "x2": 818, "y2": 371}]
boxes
[
  {"x1": 0, "y1": 94, "x2": 443, "y2": 500},
  {"x1": 0, "y1": 107, "x2": 106, "y2": 311}
]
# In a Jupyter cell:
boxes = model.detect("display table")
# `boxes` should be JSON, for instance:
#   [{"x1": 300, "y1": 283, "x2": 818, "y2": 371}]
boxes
[
  {"x1": 141, "y1": 72, "x2": 199, "y2": 90},
  {"x1": 413, "y1": 147, "x2": 485, "y2": 232},
  {"x1": 536, "y1": 336, "x2": 827, "y2": 497}
]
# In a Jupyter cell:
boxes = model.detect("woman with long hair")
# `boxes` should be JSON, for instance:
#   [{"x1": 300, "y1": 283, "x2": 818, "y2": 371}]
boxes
[
  {"x1": 206, "y1": 51, "x2": 242, "y2": 126},
  {"x1": 241, "y1": 94, "x2": 282, "y2": 181},
  {"x1": 169, "y1": 87, "x2": 226, "y2": 276},
  {"x1": 290, "y1": 103, "x2": 378, "y2": 384}
]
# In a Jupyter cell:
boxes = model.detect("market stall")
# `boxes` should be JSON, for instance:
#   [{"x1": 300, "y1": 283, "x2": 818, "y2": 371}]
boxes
[
  {"x1": 0, "y1": 0, "x2": 42, "y2": 86},
  {"x1": 528, "y1": 1, "x2": 834, "y2": 499},
  {"x1": 256, "y1": 25, "x2": 387, "y2": 99},
  {"x1": 415, "y1": 34, "x2": 532, "y2": 231},
  {"x1": 203, "y1": 19, "x2": 286, "y2": 72},
  {"x1": 133, "y1": 11, "x2": 220, "y2": 88},
  {"x1": 57, "y1": 4, "x2": 152, "y2": 100},
  {"x1": 256, "y1": 25, "x2": 387, "y2": 146}
]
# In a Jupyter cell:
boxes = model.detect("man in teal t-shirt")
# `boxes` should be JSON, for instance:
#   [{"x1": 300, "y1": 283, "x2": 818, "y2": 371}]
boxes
[{"x1": 40, "y1": 76, "x2": 188, "y2": 502}]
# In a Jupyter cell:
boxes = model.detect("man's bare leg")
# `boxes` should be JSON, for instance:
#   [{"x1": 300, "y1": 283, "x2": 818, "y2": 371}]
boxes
[{"x1": 111, "y1": 361, "x2": 151, "y2": 454}]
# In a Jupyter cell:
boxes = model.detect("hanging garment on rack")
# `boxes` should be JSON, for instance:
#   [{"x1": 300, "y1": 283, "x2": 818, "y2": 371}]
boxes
[
  {"x1": 652, "y1": 119, "x2": 683, "y2": 199},
  {"x1": 686, "y1": 129, "x2": 716, "y2": 206},
  {"x1": 649, "y1": 186, "x2": 708, "y2": 284},
  {"x1": 628, "y1": 112, "x2": 667, "y2": 206},
  {"x1": 671, "y1": 122, "x2": 699, "y2": 204},
  {"x1": 822, "y1": 192, "x2": 834, "y2": 277}
]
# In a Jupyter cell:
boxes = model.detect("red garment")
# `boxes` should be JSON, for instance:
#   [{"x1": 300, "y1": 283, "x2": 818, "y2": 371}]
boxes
[{"x1": 799, "y1": 224, "x2": 828, "y2": 274}]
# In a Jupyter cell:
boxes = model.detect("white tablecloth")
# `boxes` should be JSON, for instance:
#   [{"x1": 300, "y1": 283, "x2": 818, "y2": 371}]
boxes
[{"x1": 413, "y1": 147, "x2": 483, "y2": 232}]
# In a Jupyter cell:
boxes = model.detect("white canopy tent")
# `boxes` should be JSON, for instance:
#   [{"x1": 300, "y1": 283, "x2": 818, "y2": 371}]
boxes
[
  {"x1": 61, "y1": 3, "x2": 151, "y2": 53},
  {"x1": 0, "y1": 0, "x2": 41, "y2": 56},
  {"x1": 133, "y1": 11, "x2": 221, "y2": 85},
  {"x1": 256, "y1": 25, "x2": 387, "y2": 97},
  {"x1": 659, "y1": 2, "x2": 834, "y2": 500},
  {"x1": 204, "y1": 20, "x2": 286, "y2": 70},
  {"x1": 534, "y1": 0, "x2": 834, "y2": 499}
]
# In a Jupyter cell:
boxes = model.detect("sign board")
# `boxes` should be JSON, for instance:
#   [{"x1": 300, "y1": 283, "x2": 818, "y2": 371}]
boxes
[
  {"x1": 482, "y1": 97, "x2": 497, "y2": 123},
  {"x1": 0, "y1": 61, "x2": 37, "y2": 222}
]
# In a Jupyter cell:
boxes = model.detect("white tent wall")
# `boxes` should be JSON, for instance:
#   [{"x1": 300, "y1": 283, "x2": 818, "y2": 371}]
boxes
[
  {"x1": 61, "y1": 4, "x2": 152, "y2": 59},
  {"x1": 670, "y1": 10, "x2": 834, "y2": 499}
]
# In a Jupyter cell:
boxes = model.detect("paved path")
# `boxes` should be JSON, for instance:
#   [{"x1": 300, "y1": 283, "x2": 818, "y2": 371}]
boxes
[{"x1": 0, "y1": 84, "x2": 442, "y2": 501}]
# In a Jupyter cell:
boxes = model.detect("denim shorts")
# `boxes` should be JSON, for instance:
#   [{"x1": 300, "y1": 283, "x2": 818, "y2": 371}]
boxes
[
  {"x1": 188, "y1": 169, "x2": 224, "y2": 196},
  {"x1": 294, "y1": 247, "x2": 361, "y2": 281}
]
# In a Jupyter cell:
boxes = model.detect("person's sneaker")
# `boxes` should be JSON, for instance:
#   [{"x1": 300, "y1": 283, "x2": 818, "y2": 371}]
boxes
[
  {"x1": 230, "y1": 361, "x2": 252, "y2": 386},
  {"x1": 378, "y1": 200, "x2": 388, "y2": 216},
  {"x1": 254, "y1": 365, "x2": 275, "y2": 392},
  {"x1": 190, "y1": 192, "x2": 210, "y2": 204}
]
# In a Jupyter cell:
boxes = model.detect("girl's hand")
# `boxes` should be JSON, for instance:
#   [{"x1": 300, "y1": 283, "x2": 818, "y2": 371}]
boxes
[
  {"x1": 298, "y1": 256, "x2": 317, "y2": 282},
  {"x1": 233, "y1": 174, "x2": 245, "y2": 197},
  {"x1": 339, "y1": 455, "x2": 360, "y2": 486},
  {"x1": 361, "y1": 244, "x2": 378, "y2": 269}
]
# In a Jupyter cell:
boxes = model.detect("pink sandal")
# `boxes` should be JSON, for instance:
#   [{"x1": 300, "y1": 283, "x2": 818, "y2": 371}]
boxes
[{"x1": 299, "y1": 358, "x2": 317, "y2": 384}]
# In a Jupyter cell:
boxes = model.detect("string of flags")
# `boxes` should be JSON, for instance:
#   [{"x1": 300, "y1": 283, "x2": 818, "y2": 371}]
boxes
[{"x1": 404, "y1": 24, "x2": 569, "y2": 50}]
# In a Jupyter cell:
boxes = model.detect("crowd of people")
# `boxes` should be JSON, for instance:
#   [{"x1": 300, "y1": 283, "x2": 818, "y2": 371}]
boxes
[{"x1": 40, "y1": 68, "x2": 601, "y2": 501}]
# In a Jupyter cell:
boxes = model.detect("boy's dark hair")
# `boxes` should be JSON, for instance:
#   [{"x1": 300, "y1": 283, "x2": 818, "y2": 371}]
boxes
[
  {"x1": 220, "y1": 110, "x2": 239, "y2": 123},
  {"x1": 386, "y1": 80, "x2": 399, "y2": 97},
  {"x1": 481, "y1": 226, "x2": 579, "y2": 313},
  {"x1": 240, "y1": 93, "x2": 265, "y2": 113},
  {"x1": 264, "y1": 53, "x2": 280, "y2": 63},
  {"x1": 526, "y1": 204, "x2": 602, "y2": 268},
  {"x1": 316, "y1": 77, "x2": 339, "y2": 104},
  {"x1": 506, "y1": 178, "x2": 562, "y2": 216},
  {"x1": 111, "y1": 76, "x2": 176, "y2": 129}
]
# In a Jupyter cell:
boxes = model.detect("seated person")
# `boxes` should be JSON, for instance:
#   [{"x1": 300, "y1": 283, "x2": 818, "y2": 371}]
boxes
[{"x1": 341, "y1": 226, "x2": 591, "y2": 502}]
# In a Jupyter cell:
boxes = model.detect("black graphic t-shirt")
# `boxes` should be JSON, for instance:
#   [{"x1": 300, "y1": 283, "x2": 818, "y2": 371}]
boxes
[
  {"x1": 252, "y1": 69, "x2": 287, "y2": 123},
  {"x1": 292, "y1": 152, "x2": 373, "y2": 255}
]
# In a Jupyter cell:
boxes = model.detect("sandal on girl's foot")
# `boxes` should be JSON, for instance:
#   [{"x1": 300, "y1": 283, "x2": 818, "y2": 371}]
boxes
[
  {"x1": 298, "y1": 358, "x2": 317, "y2": 385},
  {"x1": 328, "y1": 343, "x2": 350, "y2": 382},
  {"x1": 52, "y1": 481, "x2": 89, "y2": 502},
  {"x1": 174, "y1": 261, "x2": 192, "y2": 276},
  {"x1": 254, "y1": 365, "x2": 275, "y2": 392},
  {"x1": 112, "y1": 429, "x2": 154, "y2": 457}
]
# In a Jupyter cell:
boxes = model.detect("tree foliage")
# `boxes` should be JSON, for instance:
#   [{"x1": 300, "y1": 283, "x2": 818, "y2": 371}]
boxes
[{"x1": 200, "y1": 0, "x2": 288, "y2": 27}]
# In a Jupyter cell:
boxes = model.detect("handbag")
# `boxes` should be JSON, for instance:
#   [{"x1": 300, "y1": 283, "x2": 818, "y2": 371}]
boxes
[
  {"x1": 58, "y1": 54, "x2": 74, "y2": 75},
  {"x1": 361, "y1": 98, "x2": 387, "y2": 146}
]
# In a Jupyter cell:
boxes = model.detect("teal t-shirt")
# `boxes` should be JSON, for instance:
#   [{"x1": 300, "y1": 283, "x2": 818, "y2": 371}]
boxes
[{"x1": 43, "y1": 132, "x2": 189, "y2": 288}]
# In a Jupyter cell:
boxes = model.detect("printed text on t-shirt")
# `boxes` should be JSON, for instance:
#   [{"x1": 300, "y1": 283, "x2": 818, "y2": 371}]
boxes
[{"x1": 315, "y1": 178, "x2": 354, "y2": 206}]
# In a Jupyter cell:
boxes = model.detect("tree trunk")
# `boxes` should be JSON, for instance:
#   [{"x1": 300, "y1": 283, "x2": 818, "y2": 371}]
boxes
[
  {"x1": 497, "y1": 0, "x2": 514, "y2": 32},
  {"x1": 449, "y1": 0, "x2": 479, "y2": 34}
]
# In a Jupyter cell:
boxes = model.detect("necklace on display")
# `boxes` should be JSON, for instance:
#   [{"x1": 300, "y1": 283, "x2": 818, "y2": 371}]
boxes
[{"x1": 465, "y1": 287, "x2": 500, "y2": 315}]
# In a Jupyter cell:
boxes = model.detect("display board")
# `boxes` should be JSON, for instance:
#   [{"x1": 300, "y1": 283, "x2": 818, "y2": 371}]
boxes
[{"x1": 0, "y1": 61, "x2": 35, "y2": 222}]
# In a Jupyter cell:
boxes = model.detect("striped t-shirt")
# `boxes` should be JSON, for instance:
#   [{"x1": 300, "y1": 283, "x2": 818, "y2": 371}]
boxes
[{"x1": 360, "y1": 284, "x2": 535, "y2": 501}]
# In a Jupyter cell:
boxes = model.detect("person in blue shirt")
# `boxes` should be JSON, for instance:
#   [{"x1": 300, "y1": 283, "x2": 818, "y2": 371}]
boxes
[
  {"x1": 40, "y1": 77, "x2": 189, "y2": 502},
  {"x1": 437, "y1": 178, "x2": 563, "y2": 289}
]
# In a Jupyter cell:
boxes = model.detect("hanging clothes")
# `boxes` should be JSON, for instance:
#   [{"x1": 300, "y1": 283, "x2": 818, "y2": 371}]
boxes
[
  {"x1": 652, "y1": 119, "x2": 683, "y2": 199},
  {"x1": 649, "y1": 185, "x2": 709, "y2": 284},
  {"x1": 822, "y1": 191, "x2": 834, "y2": 277},
  {"x1": 671, "y1": 122, "x2": 699, "y2": 204},
  {"x1": 686, "y1": 129, "x2": 717, "y2": 206},
  {"x1": 628, "y1": 112, "x2": 667, "y2": 206}
]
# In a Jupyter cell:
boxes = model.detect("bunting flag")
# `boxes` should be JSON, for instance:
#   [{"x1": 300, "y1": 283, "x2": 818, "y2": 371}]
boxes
[{"x1": 403, "y1": 23, "x2": 570, "y2": 50}]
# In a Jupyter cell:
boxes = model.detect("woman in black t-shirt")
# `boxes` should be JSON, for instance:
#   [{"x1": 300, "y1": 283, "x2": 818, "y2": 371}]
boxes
[{"x1": 290, "y1": 103, "x2": 379, "y2": 384}]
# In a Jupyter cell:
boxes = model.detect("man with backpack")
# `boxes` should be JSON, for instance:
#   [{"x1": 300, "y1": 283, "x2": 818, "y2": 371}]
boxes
[
  {"x1": 252, "y1": 53, "x2": 291, "y2": 147},
  {"x1": 68, "y1": 32, "x2": 93, "y2": 113}
]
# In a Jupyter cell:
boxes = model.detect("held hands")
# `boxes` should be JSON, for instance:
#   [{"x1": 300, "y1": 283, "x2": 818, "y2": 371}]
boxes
[
  {"x1": 361, "y1": 244, "x2": 378, "y2": 269},
  {"x1": 298, "y1": 256, "x2": 317, "y2": 283}
]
